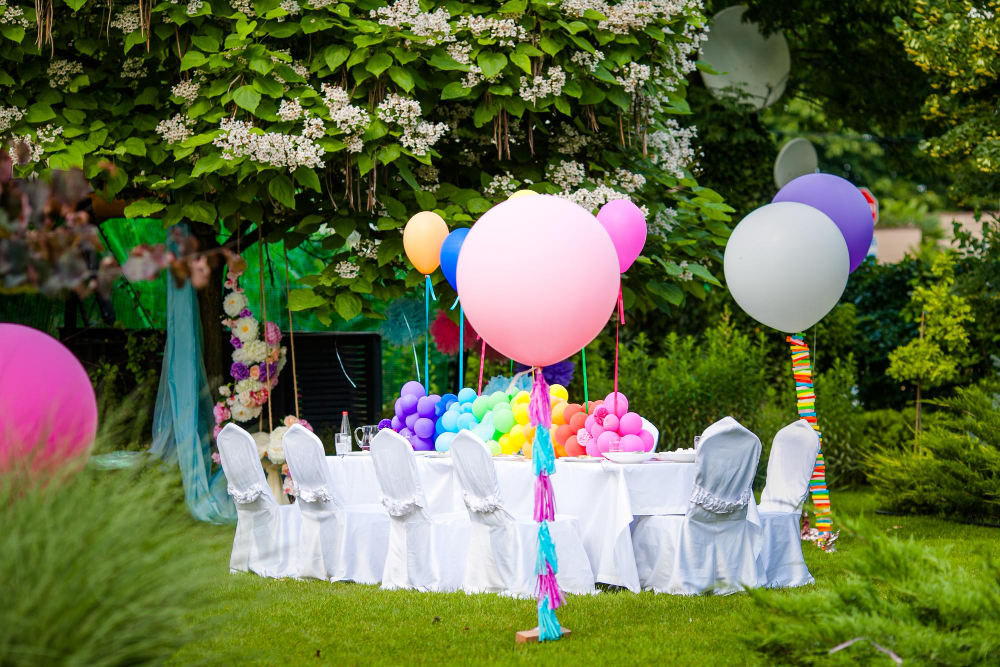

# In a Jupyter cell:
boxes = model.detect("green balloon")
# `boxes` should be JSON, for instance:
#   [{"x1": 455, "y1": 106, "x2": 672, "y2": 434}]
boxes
[
  {"x1": 471, "y1": 396, "x2": 490, "y2": 420},
  {"x1": 493, "y1": 409, "x2": 515, "y2": 434},
  {"x1": 488, "y1": 391, "x2": 507, "y2": 408},
  {"x1": 487, "y1": 439, "x2": 502, "y2": 456},
  {"x1": 492, "y1": 402, "x2": 512, "y2": 413}
]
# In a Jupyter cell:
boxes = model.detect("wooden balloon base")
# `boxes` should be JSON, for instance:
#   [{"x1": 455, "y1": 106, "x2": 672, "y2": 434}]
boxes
[{"x1": 515, "y1": 627, "x2": 572, "y2": 643}]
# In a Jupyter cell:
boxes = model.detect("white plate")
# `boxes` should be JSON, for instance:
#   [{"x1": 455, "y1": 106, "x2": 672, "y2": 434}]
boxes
[
  {"x1": 658, "y1": 451, "x2": 696, "y2": 463},
  {"x1": 559, "y1": 456, "x2": 603, "y2": 463},
  {"x1": 493, "y1": 455, "x2": 523, "y2": 461},
  {"x1": 344, "y1": 451, "x2": 370, "y2": 456},
  {"x1": 603, "y1": 451, "x2": 656, "y2": 464},
  {"x1": 422, "y1": 452, "x2": 450, "y2": 458}
]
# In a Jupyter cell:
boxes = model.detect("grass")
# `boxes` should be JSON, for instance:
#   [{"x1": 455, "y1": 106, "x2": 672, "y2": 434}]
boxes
[{"x1": 169, "y1": 489, "x2": 998, "y2": 666}]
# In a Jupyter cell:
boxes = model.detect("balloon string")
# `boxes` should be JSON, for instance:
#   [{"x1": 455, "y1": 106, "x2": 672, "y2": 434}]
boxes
[
  {"x1": 477, "y1": 337, "x2": 486, "y2": 394},
  {"x1": 424, "y1": 275, "x2": 431, "y2": 395},
  {"x1": 614, "y1": 286, "x2": 623, "y2": 416},
  {"x1": 449, "y1": 296, "x2": 459, "y2": 310},
  {"x1": 458, "y1": 305, "x2": 464, "y2": 392},
  {"x1": 581, "y1": 346, "x2": 589, "y2": 414},
  {"x1": 401, "y1": 312, "x2": 420, "y2": 384}
]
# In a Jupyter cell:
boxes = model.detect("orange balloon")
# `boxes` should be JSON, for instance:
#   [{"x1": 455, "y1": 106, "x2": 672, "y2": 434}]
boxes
[
  {"x1": 554, "y1": 444, "x2": 567, "y2": 458},
  {"x1": 523, "y1": 439, "x2": 532, "y2": 458},
  {"x1": 403, "y1": 211, "x2": 449, "y2": 274},
  {"x1": 569, "y1": 412, "x2": 587, "y2": 432},
  {"x1": 555, "y1": 424, "x2": 573, "y2": 446},
  {"x1": 564, "y1": 435, "x2": 585, "y2": 457},
  {"x1": 563, "y1": 403, "x2": 583, "y2": 425}
]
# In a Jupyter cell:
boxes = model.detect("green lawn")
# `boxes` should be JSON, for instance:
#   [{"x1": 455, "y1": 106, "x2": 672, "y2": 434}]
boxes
[{"x1": 171, "y1": 489, "x2": 997, "y2": 666}]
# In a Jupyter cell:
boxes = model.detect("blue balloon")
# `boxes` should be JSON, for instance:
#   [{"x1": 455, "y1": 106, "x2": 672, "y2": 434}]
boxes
[
  {"x1": 457, "y1": 387, "x2": 477, "y2": 404},
  {"x1": 435, "y1": 418, "x2": 446, "y2": 435},
  {"x1": 436, "y1": 393, "x2": 458, "y2": 417},
  {"x1": 439, "y1": 227, "x2": 471, "y2": 292},
  {"x1": 441, "y1": 410, "x2": 459, "y2": 432},
  {"x1": 456, "y1": 412, "x2": 478, "y2": 431},
  {"x1": 435, "y1": 431, "x2": 456, "y2": 452}
]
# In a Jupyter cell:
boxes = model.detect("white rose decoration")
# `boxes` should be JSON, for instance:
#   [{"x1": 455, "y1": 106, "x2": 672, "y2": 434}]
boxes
[
  {"x1": 267, "y1": 426, "x2": 289, "y2": 464},
  {"x1": 233, "y1": 316, "x2": 259, "y2": 343},
  {"x1": 231, "y1": 402, "x2": 262, "y2": 422},
  {"x1": 233, "y1": 339, "x2": 267, "y2": 365},
  {"x1": 223, "y1": 291, "x2": 249, "y2": 318}
]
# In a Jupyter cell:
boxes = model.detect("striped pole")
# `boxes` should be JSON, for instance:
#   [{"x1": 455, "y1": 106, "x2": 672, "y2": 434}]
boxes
[{"x1": 787, "y1": 334, "x2": 832, "y2": 547}]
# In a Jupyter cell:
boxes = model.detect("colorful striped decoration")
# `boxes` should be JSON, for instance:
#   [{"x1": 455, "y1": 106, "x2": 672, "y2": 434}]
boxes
[{"x1": 787, "y1": 335, "x2": 833, "y2": 548}]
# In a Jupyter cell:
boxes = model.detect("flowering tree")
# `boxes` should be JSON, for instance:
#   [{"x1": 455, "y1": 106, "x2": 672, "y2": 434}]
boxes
[{"x1": 0, "y1": 0, "x2": 731, "y2": 335}]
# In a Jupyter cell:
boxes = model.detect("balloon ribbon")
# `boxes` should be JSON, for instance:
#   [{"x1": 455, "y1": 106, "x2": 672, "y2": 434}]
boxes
[
  {"x1": 449, "y1": 296, "x2": 463, "y2": 392},
  {"x1": 477, "y1": 337, "x2": 486, "y2": 394},
  {"x1": 581, "y1": 346, "x2": 589, "y2": 414},
  {"x1": 787, "y1": 334, "x2": 834, "y2": 550},
  {"x1": 424, "y1": 275, "x2": 436, "y2": 395},
  {"x1": 614, "y1": 285, "x2": 624, "y2": 415}
]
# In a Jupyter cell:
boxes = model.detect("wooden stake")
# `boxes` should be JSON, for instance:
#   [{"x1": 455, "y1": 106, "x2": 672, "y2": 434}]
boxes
[{"x1": 516, "y1": 627, "x2": 571, "y2": 644}]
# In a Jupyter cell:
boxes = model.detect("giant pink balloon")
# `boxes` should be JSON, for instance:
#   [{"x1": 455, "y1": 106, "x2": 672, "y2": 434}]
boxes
[
  {"x1": 0, "y1": 324, "x2": 98, "y2": 469},
  {"x1": 597, "y1": 199, "x2": 647, "y2": 273},
  {"x1": 457, "y1": 195, "x2": 620, "y2": 366}
]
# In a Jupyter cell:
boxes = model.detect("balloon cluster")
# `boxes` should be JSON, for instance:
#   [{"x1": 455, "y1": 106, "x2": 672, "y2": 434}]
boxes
[
  {"x1": 390, "y1": 381, "x2": 440, "y2": 451},
  {"x1": 558, "y1": 392, "x2": 654, "y2": 458}
]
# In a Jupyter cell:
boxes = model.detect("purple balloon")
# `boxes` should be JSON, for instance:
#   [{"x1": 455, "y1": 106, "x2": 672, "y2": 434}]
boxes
[
  {"x1": 417, "y1": 395, "x2": 438, "y2": 418},
  {"x1": 773, "y1": 174, "x2": 874, "y2": 273},
  {"x1": 414, "y1": 417, "x2": 436, "y2": 439},
  {"x1": 390, "y1": 415, "x2": 403, "y2": 431},
  {"x1": 404, "y1": 412, "x2": 419, "y2": 430},
  {"x1": 401, "y1": 380, "x2": 426, "y2": 398},
  {"x1": 399, "y1": 427, "x2": 413, "y2": 438},
  {"x1": 394, "y1": 398, "x2": 406, "y2": 419},
  {"x1": 411, "y1": 435, "x2": 435, "y2": 451},
  {"x1": 400, "y1": 394, "x2": 418, "y2": 414}
]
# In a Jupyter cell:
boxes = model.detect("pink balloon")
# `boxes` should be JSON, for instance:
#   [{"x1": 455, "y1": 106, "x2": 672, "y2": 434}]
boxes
[
  {"x1": 602, "y1": 414, "x2": 619, "y2": 433},
  {"x1": 620, "y1": 434, "x2": 644, "y2": 452},
  {"x1": 584, "y1": 414, "x2": 596, "y2": 431},
  {"x1": 0, "y1": 324, "x2": 97, "y2": 470},
  {"x1": 585, "y1": 438, "x2": 602, "y2": 457},
  {"x1": 590, "y1": 423, "x2": 606, "y2": 440},
  {"x1": 603, "y1": 392, "x2": 629, "y2": 417},
  {"x1": 619, "y1": 412, "x2": 642, "y2": 436},
  {"x1": 597, "y1": 199, "x2": 647, "y2": 273},
  {"x1": 637, "y1": 430, "x2": 655, "y2": 452},
  {"x1": 457, "y1": 195, "x2": 620, "y2": 366},
  {"x1": 596, "y1": 430, "x2": 620, "y2": 454}
]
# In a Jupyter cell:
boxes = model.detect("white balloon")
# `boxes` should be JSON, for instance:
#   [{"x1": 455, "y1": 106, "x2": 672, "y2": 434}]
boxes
[{"x1": 724, "y1": 202, "x2": 849, "y2": 333}]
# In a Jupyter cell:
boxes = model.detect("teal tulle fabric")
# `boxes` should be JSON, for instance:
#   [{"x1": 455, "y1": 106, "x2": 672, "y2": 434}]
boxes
[{"x1": 149, "y1": 225, "x2": 236, "y2": 524}]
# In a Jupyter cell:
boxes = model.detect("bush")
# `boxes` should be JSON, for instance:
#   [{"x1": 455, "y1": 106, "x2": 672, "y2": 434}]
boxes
[
  {"x1": 868, "y1": 382, "x2": 1000, "y2": 521},
  {"x1": 812, "y1": 355, "x2": 865, "y2": 487},
  {"x1": 750, "y1": 520, "x2": 1000, "y2": 666},
  {"x1": 0, "y1": 466, "x2": 223, "y2": 665}
]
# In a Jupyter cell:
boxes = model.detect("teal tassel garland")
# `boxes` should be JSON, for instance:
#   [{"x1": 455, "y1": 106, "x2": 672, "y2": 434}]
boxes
[{"x1": 537, "y1": 598, "x2": 562, "y2": 642}]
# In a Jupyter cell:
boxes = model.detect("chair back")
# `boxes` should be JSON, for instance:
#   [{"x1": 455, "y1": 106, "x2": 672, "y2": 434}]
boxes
[
  {"x1": 640, "y1": 418, "x2": 660, "y2": 451},
  {"x1": 283, "y1": 424, "x2": 336, "y2": 507},
  {"x1": 451, "y1": 431, "x2": 513, "y2": 526},
  {"x1": 370, "y1": 429, "x2": 429, "y2": 520},
  {"x1": 217, "y1": 423, "x2": 277, "y2": 508},
  {"x1": 759, "y1": 420, "x2": 820, "y2": 513},
  {"x1": 688, "y1": 417, "x2": 761, "y2": 522}
]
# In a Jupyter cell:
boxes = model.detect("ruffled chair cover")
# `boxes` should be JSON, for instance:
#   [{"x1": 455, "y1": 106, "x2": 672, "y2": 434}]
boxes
[
  {"x1": 450, "y1": 431, "x2": 595, "y2": 597},
  {"x1": 757, "y1": 420, "x2": 820, "y2": 588},
  {"x1": 632, "y1": 416, "x2": 765, "y2": 595},
  {"x1": 370, "y1": 430, "x2": 471, "y2": 591},
  {"x1": 217, "y1": 423, "x2": 300, "y2": 578},
  {"x1": 283, "y1": 424, "x2": 389, "y2": 583}
]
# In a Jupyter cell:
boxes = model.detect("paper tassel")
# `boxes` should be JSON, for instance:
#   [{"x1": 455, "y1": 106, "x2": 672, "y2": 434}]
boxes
[
  {"x1": 537, "y1": 595, "x2": 562, "y2": 641},
  {"x1": 534, "y1": 470, "x2": 556, "y2": 523}
]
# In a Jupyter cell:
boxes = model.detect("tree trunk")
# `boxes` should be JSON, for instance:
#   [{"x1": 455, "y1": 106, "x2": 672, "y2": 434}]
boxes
[{"x1": 191, "y1": 224, "x2": 225, "y2": 391}]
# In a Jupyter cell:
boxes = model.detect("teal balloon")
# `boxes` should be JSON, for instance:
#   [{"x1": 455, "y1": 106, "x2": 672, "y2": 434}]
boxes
[
  {"x1": 493, "y1": 409, "x2": 515, "y2": 434},
  {"x1": 457, "y1": 387, "x2": 477, "y2": 403},
  {"x1": 456, "y1": 412, "x2": 477, "y2": 431},
  {"x1": 473, "y1": 413, "x2": 494, "y2": 441},
  {"x1": 471, "y1": 396, "x2": 490, "y2": 420},
  {"x1": 441, "y1": 411, "x2": 459, "y2": 432},
  {"x1": 435, "y1": 432, "x2": 456, "y2": 452}
]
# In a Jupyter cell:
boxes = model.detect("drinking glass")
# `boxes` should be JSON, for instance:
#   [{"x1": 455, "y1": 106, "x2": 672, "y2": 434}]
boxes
[
  {"x1": 609, "y1": 436, "x2": 622, "y2": 454},
  {"x1": 354, "y1": 425, "x2": 378, "y2": 451},
  {"x1": 335, "y1": 433, "x2": 352, "y2": 456},
  {"x1": 693, "y1": 435, "x2": 702, "y2": 450}
]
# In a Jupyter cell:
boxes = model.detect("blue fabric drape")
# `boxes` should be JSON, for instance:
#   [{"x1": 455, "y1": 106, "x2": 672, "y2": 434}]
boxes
[{"x1": 150, "y1": 225, "x2": 236, "y2": 524}]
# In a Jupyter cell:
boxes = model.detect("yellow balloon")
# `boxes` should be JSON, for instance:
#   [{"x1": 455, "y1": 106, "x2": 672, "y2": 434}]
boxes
[
  {"x1": 403, "y1": 211, "x2": 449, "y2": 274},
  {"x1": 513, "y1": 403, "x2": 529, "y2": 425},
  {"x1": 509, "y1": 424, "x2": 525, "y2": 447},
  {"x1": 513, "y1": 390, "x2": 530, "y2": 405},
  {"x1": 508, "y1": 190, "x2": 539, "y2": 200},
  {"x1": 525, "y1": 426, "x2": 536, "y2": 442},
  {"x1": 499, "y1": 433, "x2": 516, "y2": 455},
  {"x1": 552, "y1": 402, "x2": 567, "y2": 426},
  {"x1": 550, "y1": 384, "x2": 569, "y2": 401}
]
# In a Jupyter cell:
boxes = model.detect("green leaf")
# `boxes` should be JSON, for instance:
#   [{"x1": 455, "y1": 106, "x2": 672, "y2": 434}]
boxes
[
  {"x1": 252, "y1": 76, "x2": 284, "y2": 98},
  {"x1": 64, "y1": 0, "x2": 87, "y2": 10},
  {"x1": 554, "y1": 95, "x2": 571, "y2": 115},
  {"x1": 387, "y1": 66, "x2": 414, "y2": 92},
  {"x1": 467, "y1": 197, "x2": 491, "y2": 213},
  {"x1": 414, "y1": 190, "x2": 436, "y2": 210},
  {"x1": 688, "y1": 263, "x2": 722, "y2": 287},
  {"x1": 301, "y1": 15, "x2": 334, "y2": 34},
  {"x1": 354, "y1": 33, "x2": 384, "y2": 48},
  {"x1": 268, "y1": 173, "x2": 296, "y2": 208},
  {"x1": 428, "y1": 50, "x2": 470, "y2": 71},
  {"x1": 607, "y1": 87, "x2": 631, "y2": 110},
  {"x1": 191, "y1": 153, "x2": 227, "y2": 177},
  {"x1": 441, "y1": 81, "x2": 471, "y2": 99},
  {"x1": 345, "y1": 47, "x2": 370, "y2": 70},
  {"x1": 180, "y1": 51, "x2": 208, "y2": 71},
  {"x1": 123, "y1": 199, "x2": 166, "y2": 219},
  {"x1": 477, "y1": 51, "x2": 507, "y2": 79},
  {"x1": 232, "y1": 85, "x2": 261, "y2": 112},
  {"x1": 334, "y1": 292, "x2": 363, "y2": 321},
  {"x1": 25, "y1": 104, "x2": 56, "y2": 122},
  {"x1": 539, "y1": 36, "x2": 562, "y2": 56},
  {"x1": 568, "y1": 34, "x2": 595, "y2": 53},
  {"x1": 1, "y1": 26, "x2": 25, "y2": 43},
  {"x1": 293, "y1": 167, "x2": 321, "y2": 193},
  {"x1": 324, "y1": 44, "x2": 350, "y2": 71},
  {"x1": 649, "y1": 282, "x2": 683, "y2": 306},
  {"x1": 497, "y1": 0, "x2": 526, "y2": 12},
  {"x1": 562, "y1": 80, "x2": 582, "y2": 97},
  {"x1": 288, "y1": 288, "x2": 327, "y2": 311},
  {"x1": 378, "y1": 236, "x2": 403, "y2": 266},
  {"x1": 366, "y1": 53, "x2": 393, "y2": 77},
  {"x1": 510, "y1": 52, "x2": 532, "y2": 75},
  {"x1": 123, "y1": 137, "x2": 147, "y2": 156},
  {"x1": 181, "y1": 201, "x2": 217, "y2": 224},
  {"x1": 378, "y1": 143, "x2": 401, "y2": 164},
  {"x1": 191, "y1": 35, "x2": 220, "y2": 52},
  {"x1": 357, "y1": 151, "x2": 374, "y2": 175}
]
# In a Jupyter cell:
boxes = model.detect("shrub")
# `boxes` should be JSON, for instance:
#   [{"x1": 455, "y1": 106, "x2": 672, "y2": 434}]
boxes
[
  {"x1": 750, "y1": 520, "x2": 1000, "y2": 666},
  {"x1": 812, "y1": 355, "x2": 865, "y2": 487},
  {"x1": 0, "y1": 466, "x2": 223, "y2": 665},
  {"x1": 868, "y1": 382, "x2": 1000, "y2": 521}
]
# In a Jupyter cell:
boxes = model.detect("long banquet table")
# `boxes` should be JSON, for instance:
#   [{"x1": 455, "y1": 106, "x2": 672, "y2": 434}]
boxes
[{"x1": 327, "y1": 453, "x2": 709, "y2": 593}]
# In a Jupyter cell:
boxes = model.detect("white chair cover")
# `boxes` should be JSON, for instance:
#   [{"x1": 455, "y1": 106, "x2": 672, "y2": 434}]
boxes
[
  {"x1": 640, "y1": 418, "x2": 660, "y2": 451},
  {"x1": 756, "y1": 420, "x2": 820, "y2": 588},
  {"x1": 217, "y1": 423, "x2": 300, "y2": 578},
  {"x1": 370, "y1": 429, "x2": 471, "y2": 591},
  {"x1": 450, "y1": 431, "x2": 595, "y2": 597},
  {"x1": 283, "y1": 424, "x2": 389, "y2": 583},
  {"x1": 632, "y1": 416, "x2": 765, "y2": 594}
]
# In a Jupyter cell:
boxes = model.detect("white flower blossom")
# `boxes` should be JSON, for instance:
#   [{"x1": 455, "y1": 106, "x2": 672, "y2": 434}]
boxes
[
  {"x1": 968, "y1": 6, "x2": 995, "y2": 19},
  {"x1": 650, "y1": 207, "x2": 677, "y2": 237},
  {"x1": 554, "y1": 183, "x2": 623, "y2": 213},
  {"x1": 518, "y1": 66, "x2": 566, "y2": 104},
  {"x1": 646, "y1": 119, "x2": 698, "y2": 179},
  {"x1": 376, "y1": 94, "x2": 448, "y2": 155},
  {"x1": 110, "y1": 4, "x2": 141, "y2": 33},
  {"x1": 47, "y1": 60, "x2": 84, "y2": 88},
  {"x1": 7, "y1": 135, "x2": 43, "y2": 164},
  {"x1": 447, "y1": 41, "x2": 473, "y2": 65},
  {"x1": 35, "y1": 124, "x2": 63, "y2": 143},
  {"x1": 172, "y1": 79, "x2": 201, "y2": 104},
  {"x1": 230, "y1": 0, "x2": 255, "y2": 15},
  {"x1": 301, "y1": 114, "x2": 325, "y2": 140},
  {"x1": 234, "y1": 339, "x2": 268, "y2": 365},
  {"x1": 223, "y1": 291, "x2": 249, "y2": 317},
  {"x1": 156, "y1": 114, "x2": 195, "y2": 145},
  {"x1": 233, "y1": 316, "x2": 260, "y2": 343},
  {"x1": 0, "y1": 1, "x2": 29, "y2": 28},
  {"x1": 267, "y1": 427, "x2": 289, "y2": 464},
  {"x1": 218, "y1": 385, "x2": 232, "y2": 397},
  {"x1": 561, "y1": 0, "x2": 697, "y2": 35},
  {"x1": 554, "y1": 124, "x2": 591, "y2": 155},
  {"x1": 456, "y1": 14, "x2": 526, "y2": 46},
  {"x1": 357, "y1": 239, "x2": 380, "y2": 259},
  {"x1": 278, "y1": 98, "x2": 303, "y2": 122},
  {"x1": 321, "y1": 84, "x2": 370, "y2": 152},
  {"x1": 611, "y1": 167, "x2": 646, "y2": 193},
  {"x1": 213, "y1": 117, "x2": 326, "y2": 171},
  {"x1": 122, "y1": 57, "x2": 148, "y2": 79},
  {"x1": 0, "y1": 106, "x2": 25, "y2": 133},
  {"x1": 371, "y1": 0, "x2": 453, "y2": 45},
  {"x1": 415, "y1": 164, "x2": 440, "y2": 192},
  {"x1": 278, "y1": 0, "x2": 299, "y2": 19},
  {"x1": 484, "y1": 171, "x2": 519, "y2": 199},
  {"x1": 336, "y1": 261, "x2": 360, "y2": 279},
  {"x1": 230, "y1": 402, "x2": 262, "y2": 422},
  {"x1": 547, "y1": 160, "x2": 586, "y2": 190},
  {"x1": 615, "y1": 62, "x2": 651, "y2": 93},
  {"x1": 570, "y1": 50, "x2": 604, "y2": 72},
  {"x1": 186, "y1": 0, "x2": 202, "y2": 15}
]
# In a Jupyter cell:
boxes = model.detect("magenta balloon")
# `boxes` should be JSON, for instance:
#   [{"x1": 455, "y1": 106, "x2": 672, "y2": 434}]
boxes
[
  {"x1": 603, "y1": 392, "x2": 629, "y2": 417},
  {"x1": 596, "y1": 430, "x2": 619, "y2": 454},
  {"x1": 637, "y1": 430, "x2": 655, "y2": 452},
  {"x1": 619, "y1": 412, "x2": 642, "y2": 436},
  {"x1": 590, "y1": 423, "x2": 606, "y2": 440},
  {"x1": 401, "y1": 380, "x2": 426, "y2": 398},
  {"x1": 585, "y1": 413, "x2": 596, "y2": 431},
  {"x1": 413, "y1": 417, "x2": 435, "y2": 439},
  {"x1": 597, "y1": 199, "x2": 647, "y2": 273},
  {"x1": 400, "y1": 394, "x2": 418, "y2": 414},
  {"x1": 585, "y1": 438, "x2": 601, "y2": 457},
  {"x1": 620, "y1": 434, "x2": 644, "y2": 452},
  {"x1": 457, "y1": 195, "x2": 620, "y2": 366},
  {"x1": 772, "y1": 174, "x2": 874, "y2": 273},
  {"x1": 0, "y1": 324, "x2": 97, "y2": 469},
  {"x1": 602, "y1": 414, "x2": 620, "y2": 433}
]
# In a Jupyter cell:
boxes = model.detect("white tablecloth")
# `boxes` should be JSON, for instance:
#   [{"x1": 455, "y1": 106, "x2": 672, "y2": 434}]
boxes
[{"x1": 327, "y1": 454, "x2": 707, "y2": 592}]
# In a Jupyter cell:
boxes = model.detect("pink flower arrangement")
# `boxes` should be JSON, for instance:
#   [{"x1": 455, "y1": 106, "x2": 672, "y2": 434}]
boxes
[
  {"x1": 283, "y1": 415, "x2": 313, "y2": 431},
  {"x1": 265, "y1": 321, "x2": 282, "y2": 345},
  {"x1": 211, "y1": 451, "x2": 222, "y2": 465},
  {"x1": 213, "y1": 403, "x2": 231, "y2": 423}
]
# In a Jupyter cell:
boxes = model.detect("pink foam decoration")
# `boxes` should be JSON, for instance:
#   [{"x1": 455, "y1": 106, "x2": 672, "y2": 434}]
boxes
[
  {"x1": 637, "y1": 429, "x2": 655, "y2": 452},
  {"x1": 619, "y1": 412, "x2": 642, "y2": 436},
  {"x1": 0, "y1": 324, "x2": 97, "y2": 470}
]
